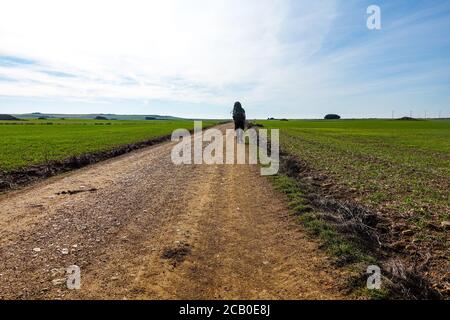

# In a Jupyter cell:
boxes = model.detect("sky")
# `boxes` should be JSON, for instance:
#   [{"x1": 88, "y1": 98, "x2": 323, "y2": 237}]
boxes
[{"x1": 0, "y1": 0, "x2": 449, "y2": 119}]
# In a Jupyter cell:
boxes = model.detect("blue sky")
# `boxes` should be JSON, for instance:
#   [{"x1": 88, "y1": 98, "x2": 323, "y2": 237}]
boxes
[{"x1": 0, "y1": 0, "x2": 449, "y2": 119}]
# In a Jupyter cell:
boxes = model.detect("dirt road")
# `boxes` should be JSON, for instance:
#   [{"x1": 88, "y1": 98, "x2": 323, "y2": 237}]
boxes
[{"x1": 0, "y1": 123, "x2": 344, "y2": 299}]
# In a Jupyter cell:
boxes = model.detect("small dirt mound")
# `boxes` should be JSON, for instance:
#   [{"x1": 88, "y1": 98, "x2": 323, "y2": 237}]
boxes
[{"x1": 280, "y1": 155, "x2": 303, "y2": 177}]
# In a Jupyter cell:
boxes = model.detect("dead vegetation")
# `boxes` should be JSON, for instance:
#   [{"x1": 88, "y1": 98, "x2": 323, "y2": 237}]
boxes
[
  {"x1": 161, "y1": 244, "x2": 192, "y2": 267},
  {"x1": 276, "y1": 152, "x2": 445, "y2": 299},
  {"x1": 55, "y1": 188, "x2": 98, "y2": 195}
]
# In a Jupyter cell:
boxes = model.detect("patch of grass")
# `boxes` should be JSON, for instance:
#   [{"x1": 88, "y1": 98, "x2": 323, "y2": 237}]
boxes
[
  {"x1": 348, "y1": 276, "x2": 390, "y2": 300},
  {"x1": 270, "y1": 173, "x2": 388, "y2": 298},
  {"x1": 300, "y1": 213, "x2": 370, "y2": 265},
  {"x1": 270, "y1": 174, "x2": 375, "y2": 266}
]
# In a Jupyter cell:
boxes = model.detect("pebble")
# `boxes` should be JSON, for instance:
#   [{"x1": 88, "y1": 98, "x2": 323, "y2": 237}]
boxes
[
  {"x1": 61, "y1": 248, "x2": 69, "y2": 255},
  {"x1": 52, "y1": 278, "x2": 65, "y2": 286},
  {"x1": 33, "y1": 247, "x2": 41, "y2": 252}
]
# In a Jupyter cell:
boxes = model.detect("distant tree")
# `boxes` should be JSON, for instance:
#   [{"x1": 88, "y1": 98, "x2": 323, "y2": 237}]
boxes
[
  {"x1": 145, "y1": 116, "x2": 157, "y2": 120},
  {"x1": 397, "y1": 116, "x2": 418, "y2": 121},
  {"x1": 324, "y1": 114, "x2": 341, "y2": 120},
  {"x1": 95, "y1": 116, "x2": 108, "y2": 120}
]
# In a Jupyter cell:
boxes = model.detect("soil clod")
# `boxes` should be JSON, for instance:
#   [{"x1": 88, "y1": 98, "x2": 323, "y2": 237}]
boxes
[{"x1": 161, "y1": 244, "x2": 191, "y2": 266}]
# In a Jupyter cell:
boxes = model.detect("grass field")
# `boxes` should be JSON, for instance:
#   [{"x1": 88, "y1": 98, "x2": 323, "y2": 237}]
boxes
[
  {"x1": 258, "y1": 119, "x2": 450, "y2": 297},
  {"x1": 259, "y1": 119, "x2": 450, "y2": 219},
  {"x1": 0, "y1": 118, "x2": 219, "y2": 171}
]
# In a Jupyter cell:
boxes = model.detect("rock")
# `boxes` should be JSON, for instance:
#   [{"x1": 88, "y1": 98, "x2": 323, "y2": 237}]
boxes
[
  {"x1": 110, "y1": 276, "x2": 119, "y2": 281},
  {"x1": 52, "y1": 278, "x2": 65, "y2": 286},
  {"x1": 441, "y1": 221, "x2": 450, "y2": 229},
  {"x1": 262, "y1": 261, "x2": 269, "y2": 265},
  {"x1": 33, "y1": 247, "x2": 41, "y2": 252},
  {"x1": 61, "y1": 248, "x2": 69, "y2": 255}
]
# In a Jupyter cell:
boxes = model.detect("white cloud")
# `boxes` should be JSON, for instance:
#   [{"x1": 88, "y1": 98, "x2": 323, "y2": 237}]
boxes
[
  {"x1": 3, "y1": 0, "x2": 448, "y2": 119},
  {"x1": 0, "y1": 0, "x2": 338, "y2": 107}
]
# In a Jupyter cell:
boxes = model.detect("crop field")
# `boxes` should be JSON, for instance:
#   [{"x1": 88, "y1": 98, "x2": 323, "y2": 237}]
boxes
[
  {"x1": 0, "y1": 118, "x2": 219, "y2": 171},
  {"x1": 258, "y1": 119, "x2": 450, "y2": 296},
  {"x1": 260, "y1": 119, "x2": 450, "y2": 218}
]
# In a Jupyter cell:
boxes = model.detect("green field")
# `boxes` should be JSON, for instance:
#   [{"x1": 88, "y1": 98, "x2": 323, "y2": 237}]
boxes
[
  {"x1": 0, "y1": 118, "x2": 219, "y2": 171},
  {"x1": 259, "y1": 119, "x2": 450, "y2": 297},
  {"x1": 258, "y1": 118, "x2": 450, "y2": 251},
  {"x1": 259, "y1": 119, "x2": 450, "y2": 221}
]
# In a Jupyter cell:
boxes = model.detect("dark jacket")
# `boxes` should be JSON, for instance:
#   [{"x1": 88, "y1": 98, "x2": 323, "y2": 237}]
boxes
[{"x1": 232, "y1": 102, "x2": 246, "y2": 130}]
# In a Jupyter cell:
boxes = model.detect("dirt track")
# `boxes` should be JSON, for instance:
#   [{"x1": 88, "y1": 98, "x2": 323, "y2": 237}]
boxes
[{"x1": 0, "y1": 123, "x2": 345, "y2": 299}]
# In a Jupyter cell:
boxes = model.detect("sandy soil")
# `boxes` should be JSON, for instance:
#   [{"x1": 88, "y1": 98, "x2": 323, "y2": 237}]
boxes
[{"x1": 0, "y1": 124, "x2": 345, "y2": 299}]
